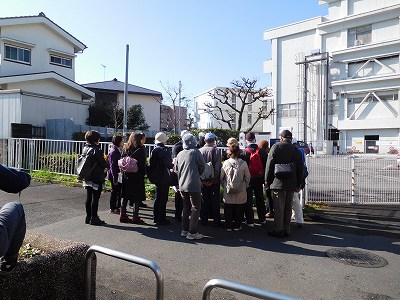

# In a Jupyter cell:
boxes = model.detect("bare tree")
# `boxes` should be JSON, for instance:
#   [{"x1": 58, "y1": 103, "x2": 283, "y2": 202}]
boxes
[
  {"x1": 159, "y1": 81, "x2": 193, "y2": 133},
  {"x1": 204, "y1": 77, "x2": 274, "y2": 132}
]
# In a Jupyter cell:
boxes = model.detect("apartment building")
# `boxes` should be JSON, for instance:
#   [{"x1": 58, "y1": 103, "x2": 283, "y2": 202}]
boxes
[{"x1": 264, "y1": 0, "x2": 400, "y2": 154}]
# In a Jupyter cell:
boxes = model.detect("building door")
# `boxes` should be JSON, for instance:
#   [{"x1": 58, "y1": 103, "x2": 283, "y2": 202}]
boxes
[{"x1": 365, "y1": 135, "x2": 379, "y2": 153}]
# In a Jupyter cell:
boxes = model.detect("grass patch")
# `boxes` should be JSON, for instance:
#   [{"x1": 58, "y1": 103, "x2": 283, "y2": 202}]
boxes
[{"x1": 19, "y1": 243, "x2": 44, "y2": 260}]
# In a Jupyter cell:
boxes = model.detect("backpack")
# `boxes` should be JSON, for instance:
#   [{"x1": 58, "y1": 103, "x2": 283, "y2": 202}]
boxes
[
  {"x1": 225, "y1": 160, "x2": 244, "y2": 194},
  {"x1": 200, "y1": 149, "x2": 216, "y2": 181},
  {"x1": 247, "y1": 148, "x2": 264, "y2": 177},
  {"x1": 76, "y1": 148, "x2": 95, "y2": 180},
  {"x1": 118, "y1": 156, "x2": 138, "y2": 173}
]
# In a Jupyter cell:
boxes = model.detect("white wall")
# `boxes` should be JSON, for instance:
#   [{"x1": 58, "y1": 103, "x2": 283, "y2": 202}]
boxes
[
  {"x1": 349, "y1": 0, "x2": 400, "y2": 15},
  {"x1": 1, "y1": 23, "x2": 76, "y2": 80},
  {"x1": 0, "y1": 92, "x2": 22, "y2": 138},
  {"x1": 7, "y1": 79, "x2": 83, "y2": 101},
  {"x1": 117, "y1": 93, "x2": 161, "y2": 132}
]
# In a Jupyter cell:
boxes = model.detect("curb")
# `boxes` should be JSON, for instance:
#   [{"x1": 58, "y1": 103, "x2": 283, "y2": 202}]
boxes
[{"x1": 307, "y1": 212, "x2": 400, "y2": 232}]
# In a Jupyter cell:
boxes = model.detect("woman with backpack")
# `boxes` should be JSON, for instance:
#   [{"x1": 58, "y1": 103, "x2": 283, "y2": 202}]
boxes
[
  {"x1": 120, "y1": 133, "x2": 146, "y2": 224},
  {"x1": 220, "y1": 144, "x2": 251, "y2": 231}
]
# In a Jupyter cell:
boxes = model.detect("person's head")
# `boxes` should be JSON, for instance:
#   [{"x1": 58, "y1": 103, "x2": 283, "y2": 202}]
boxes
[
  {"x1": 227, "y1": 145, "x2": 240, "y2": 159},
  {"x1": 204, "y1": 132, "x2": 217, "y2": 145},
  {"x1": 112, "y1": 135, "x2": 124, "y2": 148},
  {"x1": 85, "y1": 130, "x2": 101, "y2": 144},
  {"x1": 226, "y1": 137, "x2": 239, "y2": 148},
  {"x1": 258, "y1": 140, "x2": 269, "y2": 151},
  {"x1": 279, "y1": 129, "x2": 293, "y2": 142},
  {"x1": 127, "y1": 132, "x2": 144, "y2": 149},
  {"x1": 141, "y1": 132, "x2": 146, "y2": 144},
  {"x1": 180, "y1": 130, "x2": 189, "y2": 140},
  {"x1": 182, "y1": 133, "x2": 197, "y2": 150},
  {"x1": 245, "y1": 132, "x2": 256, "y2": 144},
  {"x1": 154, "y1": 132, "x2": 168, "y2": 144}
]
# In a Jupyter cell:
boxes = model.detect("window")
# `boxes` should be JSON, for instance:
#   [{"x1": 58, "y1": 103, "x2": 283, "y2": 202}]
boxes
[
  {"x1": 247, "y1": 113, "x2": 252, "y2": 124},
  {"x1": 329, "y1": 100, "x2": 339, "y2": 116},
  {"x1": 50, "y1": 55, "x2": 72, "y2": 68},
  {"x1": 248, "y1": 103, "x2": 252, "y2": 111},
  {"x1": 278, "y1": 103, "x2": 297, "y2": 118},
  {"x1": 5, "y1": 44, "x2": 31, "y2": 64},
  {"x1": 348, "y1": 25, "x2": 371, "y2": 47},
  {"x1": 231, "y1": 94, "x2": 236, "y2": 107}
]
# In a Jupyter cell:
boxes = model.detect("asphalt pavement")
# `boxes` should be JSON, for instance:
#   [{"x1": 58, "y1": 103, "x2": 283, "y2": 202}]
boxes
[{"x1": 1, "y1": 182, "x2": 399, "y2": 300}]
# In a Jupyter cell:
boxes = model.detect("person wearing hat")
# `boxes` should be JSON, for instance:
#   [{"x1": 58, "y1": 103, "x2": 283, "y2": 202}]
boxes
[
  {"x1": 241, "y1": 132, "x2": 268, "y2": 226},
  {"x1": 149, "y1": 132, "x2": 174, "y2": 225},
  {"x1": 197, "y1": 132, "x2": 206, "y2": 148},
  {"x1": 176, "y1": 133, "x2": 206, "y2": 239},
  {"x1": 265, "y1": 130, "x2": 304, "y2": 238},
  {"x1": 199, "y1": 132, "x2": 222, "y2": 227},
  {"x1": 171, "y1": 130, "x2": 190, "y2": 221}
]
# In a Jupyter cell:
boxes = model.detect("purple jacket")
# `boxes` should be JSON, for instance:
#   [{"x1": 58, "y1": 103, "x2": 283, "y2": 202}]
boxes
[{"x1": 107, "y1": 145, "x2": 122, "y2": 182}]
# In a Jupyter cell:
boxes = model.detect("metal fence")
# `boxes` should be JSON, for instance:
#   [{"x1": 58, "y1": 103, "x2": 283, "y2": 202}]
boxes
[
  {"x1": 306, "y1": 154, "x2": 400, "y2": 205},
  {"x1": 4, "y1": 138, "x2": 400, "y2": 205}
]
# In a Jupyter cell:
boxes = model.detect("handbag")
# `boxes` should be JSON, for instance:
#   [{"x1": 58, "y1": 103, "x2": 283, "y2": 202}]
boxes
[{"x1": 274, "y1": 163, "x2": 294, "y2": 180}]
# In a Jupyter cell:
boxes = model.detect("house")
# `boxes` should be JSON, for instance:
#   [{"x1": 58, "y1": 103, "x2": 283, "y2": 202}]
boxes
[
  {"x1": 0, "y1": 13, "x2": 94, "y2": 139},
  {"x1": 263, "y1": 0, "x2": 400, "y2": 154},
  {"x1": 83, "y1": 78, "x2": 162, "y2": 133},
  {"x1": 194, "y1": 87, "x2": 272, "y2": 133},
  {"x1": 160, "y1": 104, "x2": 188, "y2": 133}
]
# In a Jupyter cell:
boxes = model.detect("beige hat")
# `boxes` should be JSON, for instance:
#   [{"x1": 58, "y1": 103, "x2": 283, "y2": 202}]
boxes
[
  {"x1": 155, "y1": 132, "x2": 168, "y2": 144},
  {"x1": 226, "y1": 137, "x2": 239, "y2": 147}
]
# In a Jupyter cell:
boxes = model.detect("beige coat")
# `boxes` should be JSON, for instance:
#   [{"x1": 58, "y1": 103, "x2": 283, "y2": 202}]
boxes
[{"x1": 220, "y1": 158, "x2": 251, "y2": 204}]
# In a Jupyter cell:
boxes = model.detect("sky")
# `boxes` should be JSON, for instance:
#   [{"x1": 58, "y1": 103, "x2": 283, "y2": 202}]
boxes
[{"x1": 1, "y1": 0, "x2": 328, "y2": 99}]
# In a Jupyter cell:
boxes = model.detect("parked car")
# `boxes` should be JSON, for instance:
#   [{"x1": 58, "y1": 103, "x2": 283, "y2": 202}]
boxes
[{"x1": 296, "y1": 140, "x2": 314, "y2": 155}]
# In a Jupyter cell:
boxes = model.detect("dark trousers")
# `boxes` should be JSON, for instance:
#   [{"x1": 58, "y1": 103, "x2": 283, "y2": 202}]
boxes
[
  {"x1": 266, "y1": 188, "x2": 273, "y2": 214},
  {"x1": 271, "y1": 190, "x2": 294, "y2": 234},
  {"x1": 181, "y1": 192, "x2": 202, "y2": 234},
  {"x1": 154, "y1": 183, "x2": 169, "y2": 223},
  {"x1": 224, "y1": 203, "x2": 244, "y2": 230},
  {"x1": 109, "y1": 181, "x2": 121, "y2": 210},
  {"x1": 245, "y1": 184, "x2": 266, "y2": 223},
  {"x1": 175, "y1": 191, "x2": 183, "y2": 221},
  {"x1": 0, "y1": 202, "x2": 26, "y2": 263},
  {"x1": 85, "y1": 187, "x2": 102, "y2": 220},
  {"x1": 201, "y1": 183, "x2": 221, "y2": 226}
]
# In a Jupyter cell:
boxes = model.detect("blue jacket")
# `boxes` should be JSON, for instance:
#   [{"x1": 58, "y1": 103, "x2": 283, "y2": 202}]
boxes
[{"x1": 0, "y1": 164, "x2": 31, "y2": 194}]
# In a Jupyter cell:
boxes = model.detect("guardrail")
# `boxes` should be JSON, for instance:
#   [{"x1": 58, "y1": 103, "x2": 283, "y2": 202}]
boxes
[
  {"x1": 202, "y1": 279, "x2": 299, "y2": 300},
  {"x1": 85, "y1": 245, "x2": 164, "y2": 300}
]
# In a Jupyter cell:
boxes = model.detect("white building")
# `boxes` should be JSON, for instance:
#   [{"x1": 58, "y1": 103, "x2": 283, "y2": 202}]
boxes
[
  {"x1": 194, "y1": 87, "x2": 271, "y2": 133},
  {"x1": 263, "y1": 0, "x2": 400, "y2": 154},
  {"x1": 83, "y1": 79, "x2": 162, "y2": 133},
  {"x1": 0, "y1": 13, "x2": 94, "y2": 139}
]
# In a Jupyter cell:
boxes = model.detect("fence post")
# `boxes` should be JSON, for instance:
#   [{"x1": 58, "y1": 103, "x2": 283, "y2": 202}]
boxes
[
  {"x1": 351, "y1": 155, "x2": 356, "y2": 204},
  {"x1": 29, "y1": 139, "x2": 35, "y2": 172}
]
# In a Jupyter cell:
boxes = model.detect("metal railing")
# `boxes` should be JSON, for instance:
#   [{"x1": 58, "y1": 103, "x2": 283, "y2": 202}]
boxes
[
  {"x1": 306, "y1": 154, "x2": 400, "y2": 204},
  {"x1": 202, "y1": 279, "x2": 299, "y2": 300},
  {"x1": 3, "y1": 138, "x2": 400, "y2": 205},
  {"x1": 85, "y1": 245, "x2": 164, "y2": 300}
]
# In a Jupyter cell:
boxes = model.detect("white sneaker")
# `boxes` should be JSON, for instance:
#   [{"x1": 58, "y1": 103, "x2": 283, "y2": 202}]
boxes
[
  {"x1": 181, "y1": 230, "x2": 189, "y2": 237},
  {"x1": 186, "y1": 232, "x2": 203, "y2": 240},
  {"x1": 245, "y1": 222, "x2": 255, "y2": 227}
]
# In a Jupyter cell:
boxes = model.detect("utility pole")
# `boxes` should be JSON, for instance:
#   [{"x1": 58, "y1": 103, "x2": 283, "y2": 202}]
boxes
[{"x1": 123, "y1": 45, "x2": 129, "y2": 139}]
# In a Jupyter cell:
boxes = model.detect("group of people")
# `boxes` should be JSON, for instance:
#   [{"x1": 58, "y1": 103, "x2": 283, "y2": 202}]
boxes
[{"x1": 81, "y1": 128, "x2": 307, "y2": 240}]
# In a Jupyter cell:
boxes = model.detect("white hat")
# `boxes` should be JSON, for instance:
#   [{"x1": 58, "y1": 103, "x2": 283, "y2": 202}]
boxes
[
  {"x1": 155, "y1": 132, "x2": 168, "y2": 144},
  {"x1": 180, "y1": 130, "x2": 189, "y2": 138}
]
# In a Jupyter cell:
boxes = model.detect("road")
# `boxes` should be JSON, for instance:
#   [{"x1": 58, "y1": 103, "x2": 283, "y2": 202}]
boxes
[{"x1": 1, "y1": 182, "x2": 399, "y2": 299}]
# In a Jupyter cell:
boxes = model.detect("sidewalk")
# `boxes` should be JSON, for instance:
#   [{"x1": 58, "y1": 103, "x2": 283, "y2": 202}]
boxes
[{"x1": 307, "y1": 204, "x2": 400, "y2": 237}]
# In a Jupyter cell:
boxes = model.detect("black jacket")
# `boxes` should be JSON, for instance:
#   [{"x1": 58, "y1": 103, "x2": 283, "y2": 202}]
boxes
[
  {"x1": 82, "y1": 143, "x2": 107, "y2": 184},
  {"x1": 150, "y1": 143, "x2": 173, "y2": 185},
  {"x1": 265, "y1": 140, "x2": 303, "y2": 191}
]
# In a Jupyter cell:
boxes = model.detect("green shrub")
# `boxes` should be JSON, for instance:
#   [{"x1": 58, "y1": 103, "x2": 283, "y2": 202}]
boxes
[{"x1": 38, "y1": 153, "x2": 77, "y2": 174}]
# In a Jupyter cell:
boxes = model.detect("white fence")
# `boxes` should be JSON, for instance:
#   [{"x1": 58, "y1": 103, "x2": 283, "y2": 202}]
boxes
[
  {"x1": 306, "y1": 154, "x2": 400, "y2": 205},
  {"x1": 4, "y1": 138, "x2": 400, "y2": 205}
]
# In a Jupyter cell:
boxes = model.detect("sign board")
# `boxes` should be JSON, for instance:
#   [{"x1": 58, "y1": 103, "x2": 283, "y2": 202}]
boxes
[
  {"x1": 351, "y1": 138, "x2": 364, "y2": 152},
  {"x1": 376, "y1": 140, "x2": 398, "y2": 146},
  {"x1": 106, "y1": 128, "x2": 115, "y2": 135}
]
